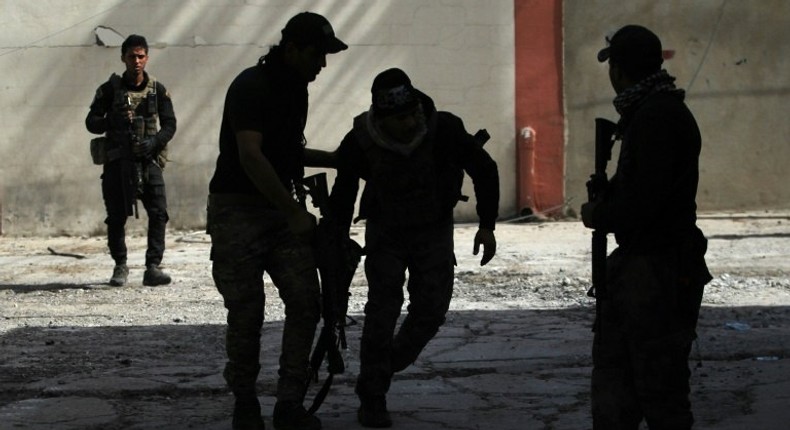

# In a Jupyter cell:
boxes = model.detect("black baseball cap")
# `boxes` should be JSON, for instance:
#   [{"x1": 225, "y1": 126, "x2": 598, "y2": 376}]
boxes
[
  {"x1": 597, "y1": 25, "x2": 663, "y2": 69},
  {"x1": 370, "y1": 68, "x2": 420, "y2": 117},
  {"x1": 281, "y1": 12, "x2": 348, "y2": 54}
]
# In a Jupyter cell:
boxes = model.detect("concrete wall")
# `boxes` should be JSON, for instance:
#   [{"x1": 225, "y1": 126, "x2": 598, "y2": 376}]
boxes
[
  {"x1": 564, "y1": 0, "x2": 790, "y2": 215},
  {"x1": 0, "y1": 0, "x2": 516, "y2": 235},
  {"x1": 2, "y1": 0, "x2": 788, "y2": 235}
]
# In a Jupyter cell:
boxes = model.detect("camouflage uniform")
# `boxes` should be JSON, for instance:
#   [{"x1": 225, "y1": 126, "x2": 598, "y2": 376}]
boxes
[
  {"x1": 207, "y1": 198, "x2": 320, "y2": 401},
  {"x1": 358, "y1": 218, "x2": 456, "y2": 396},
  {"x1": 86, "y1": 72, "x2": 176, "y2": 268}
]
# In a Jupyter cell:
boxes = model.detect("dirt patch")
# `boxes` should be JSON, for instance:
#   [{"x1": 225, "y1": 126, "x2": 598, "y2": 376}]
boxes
[{"x1": 1, "y1": 213, "x2": 789, "y2": 429}]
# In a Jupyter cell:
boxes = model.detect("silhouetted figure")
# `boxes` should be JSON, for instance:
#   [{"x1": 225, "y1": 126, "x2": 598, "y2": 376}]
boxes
[
  {"x1": 206, "y1": 12, "x2": 347, "y2": 430},
  {"x1": 86, "y1": 34, "x2": 176, "y2": 287},
  {"x1": 328, "y1": 68, "x2": 500, "y2": 428},
  {"x1": 582, "y1": 25, "x2": 712, "y2": 429}
]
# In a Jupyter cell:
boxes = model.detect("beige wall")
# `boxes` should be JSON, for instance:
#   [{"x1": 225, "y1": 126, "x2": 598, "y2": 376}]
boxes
[
  {"x1": 563, "y1": 0, "x2": 790, "y2": 215},
  {"x1": 0, "y1": 0, "x2": 516, "y2": 235},
  {"x1": 1, "y1": 0, "x2": 788, "y2": 235}
]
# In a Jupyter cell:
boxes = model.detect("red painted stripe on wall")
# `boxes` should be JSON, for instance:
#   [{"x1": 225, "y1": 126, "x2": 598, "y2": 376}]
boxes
[{"x1": 514, "y1": 0, "x2": 564, "y2": 216}]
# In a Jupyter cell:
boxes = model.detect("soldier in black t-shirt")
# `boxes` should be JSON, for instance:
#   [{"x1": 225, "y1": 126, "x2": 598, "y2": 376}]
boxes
[{"x1": 206, "y1": 12, "x2": 346, "y2": 430}]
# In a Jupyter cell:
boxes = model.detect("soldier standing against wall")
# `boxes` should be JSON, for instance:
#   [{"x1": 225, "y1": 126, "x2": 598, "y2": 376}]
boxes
[
  {"x1": 206, "y1": 12, "x2": 346, "y2": 430},
  {"x1": 86, "y1": 34, "x2": 176, "y2": 287},
  {"x1": 328, "y1": 68, "x2": 499, "y2": 428},
  {"x1": 581, "y1": 25, "x2": 712, "y2": 429}
]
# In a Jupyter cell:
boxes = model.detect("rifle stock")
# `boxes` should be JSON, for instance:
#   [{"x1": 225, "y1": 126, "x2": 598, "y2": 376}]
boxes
[{"x1": 587, "y1": 118, "x2": 617, "y2": 300}]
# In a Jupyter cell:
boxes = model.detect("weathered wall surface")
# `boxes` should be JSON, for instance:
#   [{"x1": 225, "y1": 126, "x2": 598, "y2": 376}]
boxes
[
  {"x1": 564, "y1": 0, "x2": 790, "y2": 215},
  {"x1": 2, "y1": 0, "x2": 788, "y2": 235},
  {"x1": 0, "y1": 0, "x2": 516, "y2": 235}
]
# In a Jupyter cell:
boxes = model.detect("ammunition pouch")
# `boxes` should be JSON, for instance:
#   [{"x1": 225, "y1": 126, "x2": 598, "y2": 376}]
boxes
[
  {"x1": 90, "y1": 137, "x2": 107, "y2": 165},
  {"x1": 156, "y1": 146, "x2": 169, "y2": 169},
  {"x1": 90, "y1": 136, "x2": 124, "y2": 165}
]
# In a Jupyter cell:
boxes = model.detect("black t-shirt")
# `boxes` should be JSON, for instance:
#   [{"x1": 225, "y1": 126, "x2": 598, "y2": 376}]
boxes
[
  {"x1": 593, "y1": 91, "x2": 702, "y2": 250},
  {"x1": 209, "y1": 60, "x2": 308, "y2": 195}
]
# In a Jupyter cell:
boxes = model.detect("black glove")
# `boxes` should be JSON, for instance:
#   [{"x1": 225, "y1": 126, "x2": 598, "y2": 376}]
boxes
[
  {"x1": 109, "y1": 110, "x2": 132, "y2": 128},
  {"x1": 133, "y1": 137, "x2": 156, "y2": 158}
]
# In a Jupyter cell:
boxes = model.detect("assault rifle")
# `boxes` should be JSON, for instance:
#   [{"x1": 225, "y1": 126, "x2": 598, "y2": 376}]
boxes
[
  {"x1": 297, "y1": 172, "x2": 363, "y2": 414},
  {"x1": 117, "y1": 95, "x2": 143, "y2": 219},
  {"x1": 130, "y1": 116, "x2": 146, "y2": 219},
  {"x1": 586, "y1": 118, "x2": 617, "y2": 304}
]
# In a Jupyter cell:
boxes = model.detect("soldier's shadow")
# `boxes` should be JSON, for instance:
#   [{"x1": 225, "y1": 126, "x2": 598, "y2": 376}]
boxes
[{"x1": 0, "y1": 283, "x2": 98, "y2": 293}]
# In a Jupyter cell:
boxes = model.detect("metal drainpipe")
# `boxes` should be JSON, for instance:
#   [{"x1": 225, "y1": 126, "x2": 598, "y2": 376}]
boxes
[{"x1": 517, "y1": 126, "x2": 537, "y2": 216}]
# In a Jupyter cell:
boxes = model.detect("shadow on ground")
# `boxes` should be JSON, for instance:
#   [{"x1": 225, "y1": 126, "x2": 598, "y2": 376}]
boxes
[{"x1": 0, "y1": 305, "x2": 788, "y2": 429}]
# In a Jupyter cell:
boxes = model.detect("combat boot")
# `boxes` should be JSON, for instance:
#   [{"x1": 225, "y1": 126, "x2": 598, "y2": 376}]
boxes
[
  {"x1": 357, "y1": 395, "x2": 392, "y2": 428},
  {"x1": 232, "y1": 396, "x2": 265, "y2": 430},
  {"x1": 109, "y1": 263, "x2": 129, "y2": 286},
  {"x1": 272, "y1": 401, "x2": 321, "y2": 430},
  {"x1": 143, "y1": 264, "x2": 172, "y2": 286}
]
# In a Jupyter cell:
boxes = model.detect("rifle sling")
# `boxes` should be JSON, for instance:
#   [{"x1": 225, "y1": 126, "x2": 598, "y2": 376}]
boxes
[
  {"x1": 306, "y1": 324, "x2": 345, "y2": 415},
  {"x1": 307, "y1": 374, "x2": 334, "y2": 415}
]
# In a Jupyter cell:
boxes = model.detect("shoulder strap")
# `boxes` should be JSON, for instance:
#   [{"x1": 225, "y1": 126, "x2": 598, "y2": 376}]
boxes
[
  {"x1": 145, "y1": 76, "x2": 159, "y2": 116},
  {"x1": 147, "y1": 74, "x2": 157, "y2": 94}
]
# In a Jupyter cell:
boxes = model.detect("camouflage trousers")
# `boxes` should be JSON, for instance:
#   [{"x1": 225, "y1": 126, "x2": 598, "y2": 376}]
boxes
[
  {"x1": 207, "y1": 197, "x2": 320, "y2": 402},
  {"x1": 592, "y1": 241, "x2": 709, "y2": 430},
  {"x1": 356, "y1": 219, "x2": 456, "y2": 398}
]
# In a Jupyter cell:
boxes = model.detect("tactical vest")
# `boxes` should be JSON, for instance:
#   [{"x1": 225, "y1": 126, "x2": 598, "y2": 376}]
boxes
[
  {"x1": 106, "y1": 73, "x2": 163, "y2": 163},
  {"x1": 354, "y1": 113, "x2": 445, "y2": 227}
]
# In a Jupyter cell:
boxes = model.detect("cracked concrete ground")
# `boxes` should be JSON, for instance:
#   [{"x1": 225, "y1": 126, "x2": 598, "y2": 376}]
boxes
[{"x1": 1, "y1": 214, "x2": 789, "y2": 429}]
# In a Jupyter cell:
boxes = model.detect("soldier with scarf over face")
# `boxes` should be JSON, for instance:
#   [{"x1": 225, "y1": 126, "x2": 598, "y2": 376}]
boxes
[
  {"x1": 328, "y1": 68, "x2": 499, "y2": 428},
  {"x1": 582, "y1": 25, "x2": 712, "y2": 430}
]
